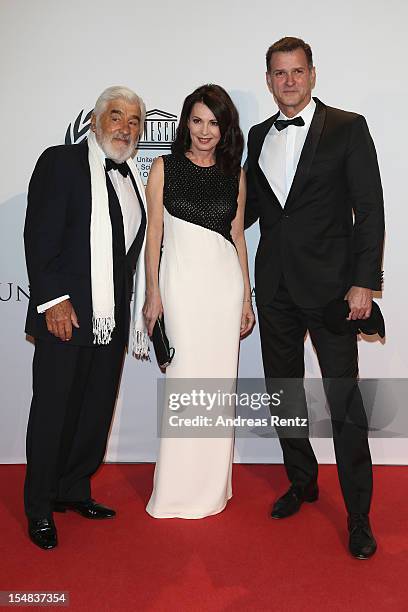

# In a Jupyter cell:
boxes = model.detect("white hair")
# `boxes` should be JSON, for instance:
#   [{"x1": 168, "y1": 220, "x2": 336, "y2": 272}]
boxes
[{"x1": 94, "y1": 85, "x2": 146, "y2": 127}]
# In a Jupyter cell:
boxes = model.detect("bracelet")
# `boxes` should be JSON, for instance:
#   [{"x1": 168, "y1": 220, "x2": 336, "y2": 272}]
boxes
[{"x1": 243, "y1": 298, "x2": 252, "y2": 302}]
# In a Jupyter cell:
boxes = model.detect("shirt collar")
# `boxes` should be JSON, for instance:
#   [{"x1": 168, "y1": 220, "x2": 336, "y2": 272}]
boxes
[{"x1": 278, "y1": 97, "x2": 316, "y2": 127}]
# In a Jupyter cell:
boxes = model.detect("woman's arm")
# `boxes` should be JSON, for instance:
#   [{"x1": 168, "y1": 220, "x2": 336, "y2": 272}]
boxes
[
  {"x1": 231, "y1": 169, "x2": 256, "y2": 338},
  {"x1": 143, "y1": 157, "x2": 164, "y2": 336}
]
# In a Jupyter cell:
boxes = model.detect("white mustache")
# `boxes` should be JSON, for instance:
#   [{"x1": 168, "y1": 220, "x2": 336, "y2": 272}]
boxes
[{"x1": 112, "y1": 132, "x2": 131, "y2": 143}]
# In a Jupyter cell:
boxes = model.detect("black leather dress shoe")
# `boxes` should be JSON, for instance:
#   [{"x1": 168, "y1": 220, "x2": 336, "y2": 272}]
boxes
[
  {"x1": 348, "y1": 514, "x2": 377, "y2": 559},
  {"x1": 28, "y1": 517, "x2": 58, "y2": 550},
  {"x1": 271, "y1": 483, "x2": 319, "y2": 519},
  {"x1": 53, "y1": 499, "x2": 116, "y2": 519}
]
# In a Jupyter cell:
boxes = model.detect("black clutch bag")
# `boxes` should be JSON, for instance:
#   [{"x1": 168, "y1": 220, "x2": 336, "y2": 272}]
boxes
[{"x1": 151, "y1": 317, "x2": 175, "y2": 368}]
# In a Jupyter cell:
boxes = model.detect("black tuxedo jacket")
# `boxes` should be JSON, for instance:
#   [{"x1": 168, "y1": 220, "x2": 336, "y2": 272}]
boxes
[
  {"x1": 245, "y1": 98, "x2": 385, "y2": 307},
  {"x1": 24, "y1": 139, "x2": 146, "y2": 345}
]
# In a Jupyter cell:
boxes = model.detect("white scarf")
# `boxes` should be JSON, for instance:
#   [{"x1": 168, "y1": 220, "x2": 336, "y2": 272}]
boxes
[{"x1": 87, "y1": 131, "x2": 149, "y2": 357}]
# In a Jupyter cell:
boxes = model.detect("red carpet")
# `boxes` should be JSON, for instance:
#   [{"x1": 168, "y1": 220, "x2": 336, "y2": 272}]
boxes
[{"x1": 1, "y1": 464, "x2": 407, "y2": 611}]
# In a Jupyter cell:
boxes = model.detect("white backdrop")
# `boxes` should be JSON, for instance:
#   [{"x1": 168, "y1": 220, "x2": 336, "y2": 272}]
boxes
[{"x1": 1, "y1": 0, "x2": 407, "y2": 464}]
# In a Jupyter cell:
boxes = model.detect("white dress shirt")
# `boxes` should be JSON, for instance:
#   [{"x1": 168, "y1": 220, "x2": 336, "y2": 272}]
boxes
[
  {"x1": 259, "y1": 98, "x2": 316, "y2": 207},
  {"x1": 37, "y1": 142, "x2": 141, "y2": 313}
]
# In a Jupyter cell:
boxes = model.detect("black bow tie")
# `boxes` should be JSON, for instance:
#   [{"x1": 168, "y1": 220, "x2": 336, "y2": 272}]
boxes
[
  {"x1": 105, "y1": 158, "x2": 129, "y2": 177},
  {"x1": 274, "y1": 116, "x2": 305, "y2": 131}
]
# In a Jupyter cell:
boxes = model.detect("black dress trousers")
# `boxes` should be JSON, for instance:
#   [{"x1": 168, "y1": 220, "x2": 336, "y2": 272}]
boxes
[
  {"x1": 24, "y1": 180, "x2": 129, "y2": 519},
  {"x1": 257, "y1": 276, "x2": 373, "y2": 515}
]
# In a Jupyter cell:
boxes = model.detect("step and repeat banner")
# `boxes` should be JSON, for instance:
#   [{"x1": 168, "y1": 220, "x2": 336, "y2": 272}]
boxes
[{"x1": 1, "y1": 0, "x2": 407, "y2": 463}]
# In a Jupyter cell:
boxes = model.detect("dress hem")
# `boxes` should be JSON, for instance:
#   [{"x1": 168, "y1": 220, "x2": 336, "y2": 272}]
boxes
[{"x1": 145, "y1": 494, "x2": 233, "y2": 520}]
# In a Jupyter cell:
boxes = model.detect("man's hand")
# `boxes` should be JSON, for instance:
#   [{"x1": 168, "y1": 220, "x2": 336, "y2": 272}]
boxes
[
  {"x1": 344, "y1": 286, "x2": 373, "y2": 320},
  {"x1": 45, "y1": 299, "x2": 79, "y2": 341}
]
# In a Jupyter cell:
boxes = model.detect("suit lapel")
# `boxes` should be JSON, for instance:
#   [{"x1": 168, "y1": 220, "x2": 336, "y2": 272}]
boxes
[
  {"x1": 125, "y1": 165, "x2": 147, "y2": 263},
  {"x1": 254, "y1": 112, "x2": 282, "y2": 209},
  {"x1": 284, "y1": 98, "x2": 326, "y2": 211},
  {"x1": 128, "y1": 169, "x2": 146, "y2": 227}
]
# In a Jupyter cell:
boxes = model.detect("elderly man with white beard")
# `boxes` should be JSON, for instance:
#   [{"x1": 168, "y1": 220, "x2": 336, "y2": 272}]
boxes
[{"x1": 23, "y1": 86, "x2": 148, "y2": 550}]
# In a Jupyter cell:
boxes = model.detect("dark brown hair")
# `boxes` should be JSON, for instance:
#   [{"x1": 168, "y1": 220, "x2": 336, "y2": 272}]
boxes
[
  {"x1": 266, "y1": 37, "x2": 313, "y2": 72},
  {"x1": 172, "y1": 84, "x2": 244, "y2": 177}
]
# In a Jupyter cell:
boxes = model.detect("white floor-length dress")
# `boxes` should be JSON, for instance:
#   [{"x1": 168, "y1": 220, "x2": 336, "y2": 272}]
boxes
[{"x1": 146, "y1": 153, "x2": 244, "y2": 519}]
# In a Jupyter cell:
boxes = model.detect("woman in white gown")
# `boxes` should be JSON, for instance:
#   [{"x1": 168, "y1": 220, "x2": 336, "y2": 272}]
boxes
[{"x1": 143, "y1": 84, "x2": 254, "y2": 518}]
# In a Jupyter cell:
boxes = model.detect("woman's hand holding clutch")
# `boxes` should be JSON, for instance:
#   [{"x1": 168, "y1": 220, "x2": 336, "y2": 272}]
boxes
[{"x1": 143, "y1": 291, "x2": 164, "y2": 336}]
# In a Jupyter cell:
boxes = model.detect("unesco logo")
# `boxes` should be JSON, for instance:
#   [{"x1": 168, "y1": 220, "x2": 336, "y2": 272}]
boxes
[
  {"x1": 65, "y1": 107, "x2": 178, "y2": 183},
  {"x1": 136, "y1": 110, "x2": 178, "y2": 182},
  {"x1": 138, "y1": 109, "x2": 177, "y2": 150}
]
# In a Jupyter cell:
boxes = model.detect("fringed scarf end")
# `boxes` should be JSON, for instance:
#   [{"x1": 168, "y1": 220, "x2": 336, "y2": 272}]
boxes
[
  {"x1": 132, "y1": 328, "x2": 150, "y2": 359},
  {"x1": 93, "y1": 315, "x2": 115, "y2": 345}
]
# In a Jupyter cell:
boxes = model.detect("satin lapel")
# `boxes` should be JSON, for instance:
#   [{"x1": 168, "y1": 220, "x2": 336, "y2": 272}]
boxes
[
  {"x1": 284, "y1": 99, "x2": 326, "y2": 211},
  {"x1": 128, "y1": 167, "x2": 147, "y2": 228},
  {"x1": 254, "y1": 113, "x2": 282, "y2": 209},
  {"x1": 126, "y1": 166, "x2": 147, "y2": 259},
  {"x1": 105, "y1": 171, "x2": 122, "y2": 215}
]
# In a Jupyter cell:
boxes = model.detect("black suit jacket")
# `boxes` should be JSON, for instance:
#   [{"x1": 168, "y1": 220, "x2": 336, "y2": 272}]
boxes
[
  {"x1": 24, "y1": 139, "x2": 146, "y2": 345},
  {"x1": 245, "y1": 98, "x2": 385, "y2": 308}
]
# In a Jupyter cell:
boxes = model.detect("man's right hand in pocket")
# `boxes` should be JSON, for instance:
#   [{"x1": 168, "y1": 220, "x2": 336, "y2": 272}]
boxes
[{"x1": 45, "y1": 299, "x2": 79, "y2": 341}]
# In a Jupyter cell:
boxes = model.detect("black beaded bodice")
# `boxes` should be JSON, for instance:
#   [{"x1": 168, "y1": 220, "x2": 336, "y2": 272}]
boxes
[{"x1": 163, "y1": 153, "x2": 239, "y2": 244}]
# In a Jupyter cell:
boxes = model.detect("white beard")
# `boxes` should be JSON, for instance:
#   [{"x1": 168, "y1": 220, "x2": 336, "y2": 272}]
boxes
[{"x1": 96, "y1": 125, "x2": 135, "y2": 163}]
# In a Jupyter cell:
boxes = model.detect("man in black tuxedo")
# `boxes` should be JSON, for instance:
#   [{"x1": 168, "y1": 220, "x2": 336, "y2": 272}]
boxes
[
  {"x1": 24, "y1": 86, "x2": 147, "y2": 549},
  {"x1": 245, "y1": 37, "x2": 385, "y2": 559}
]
